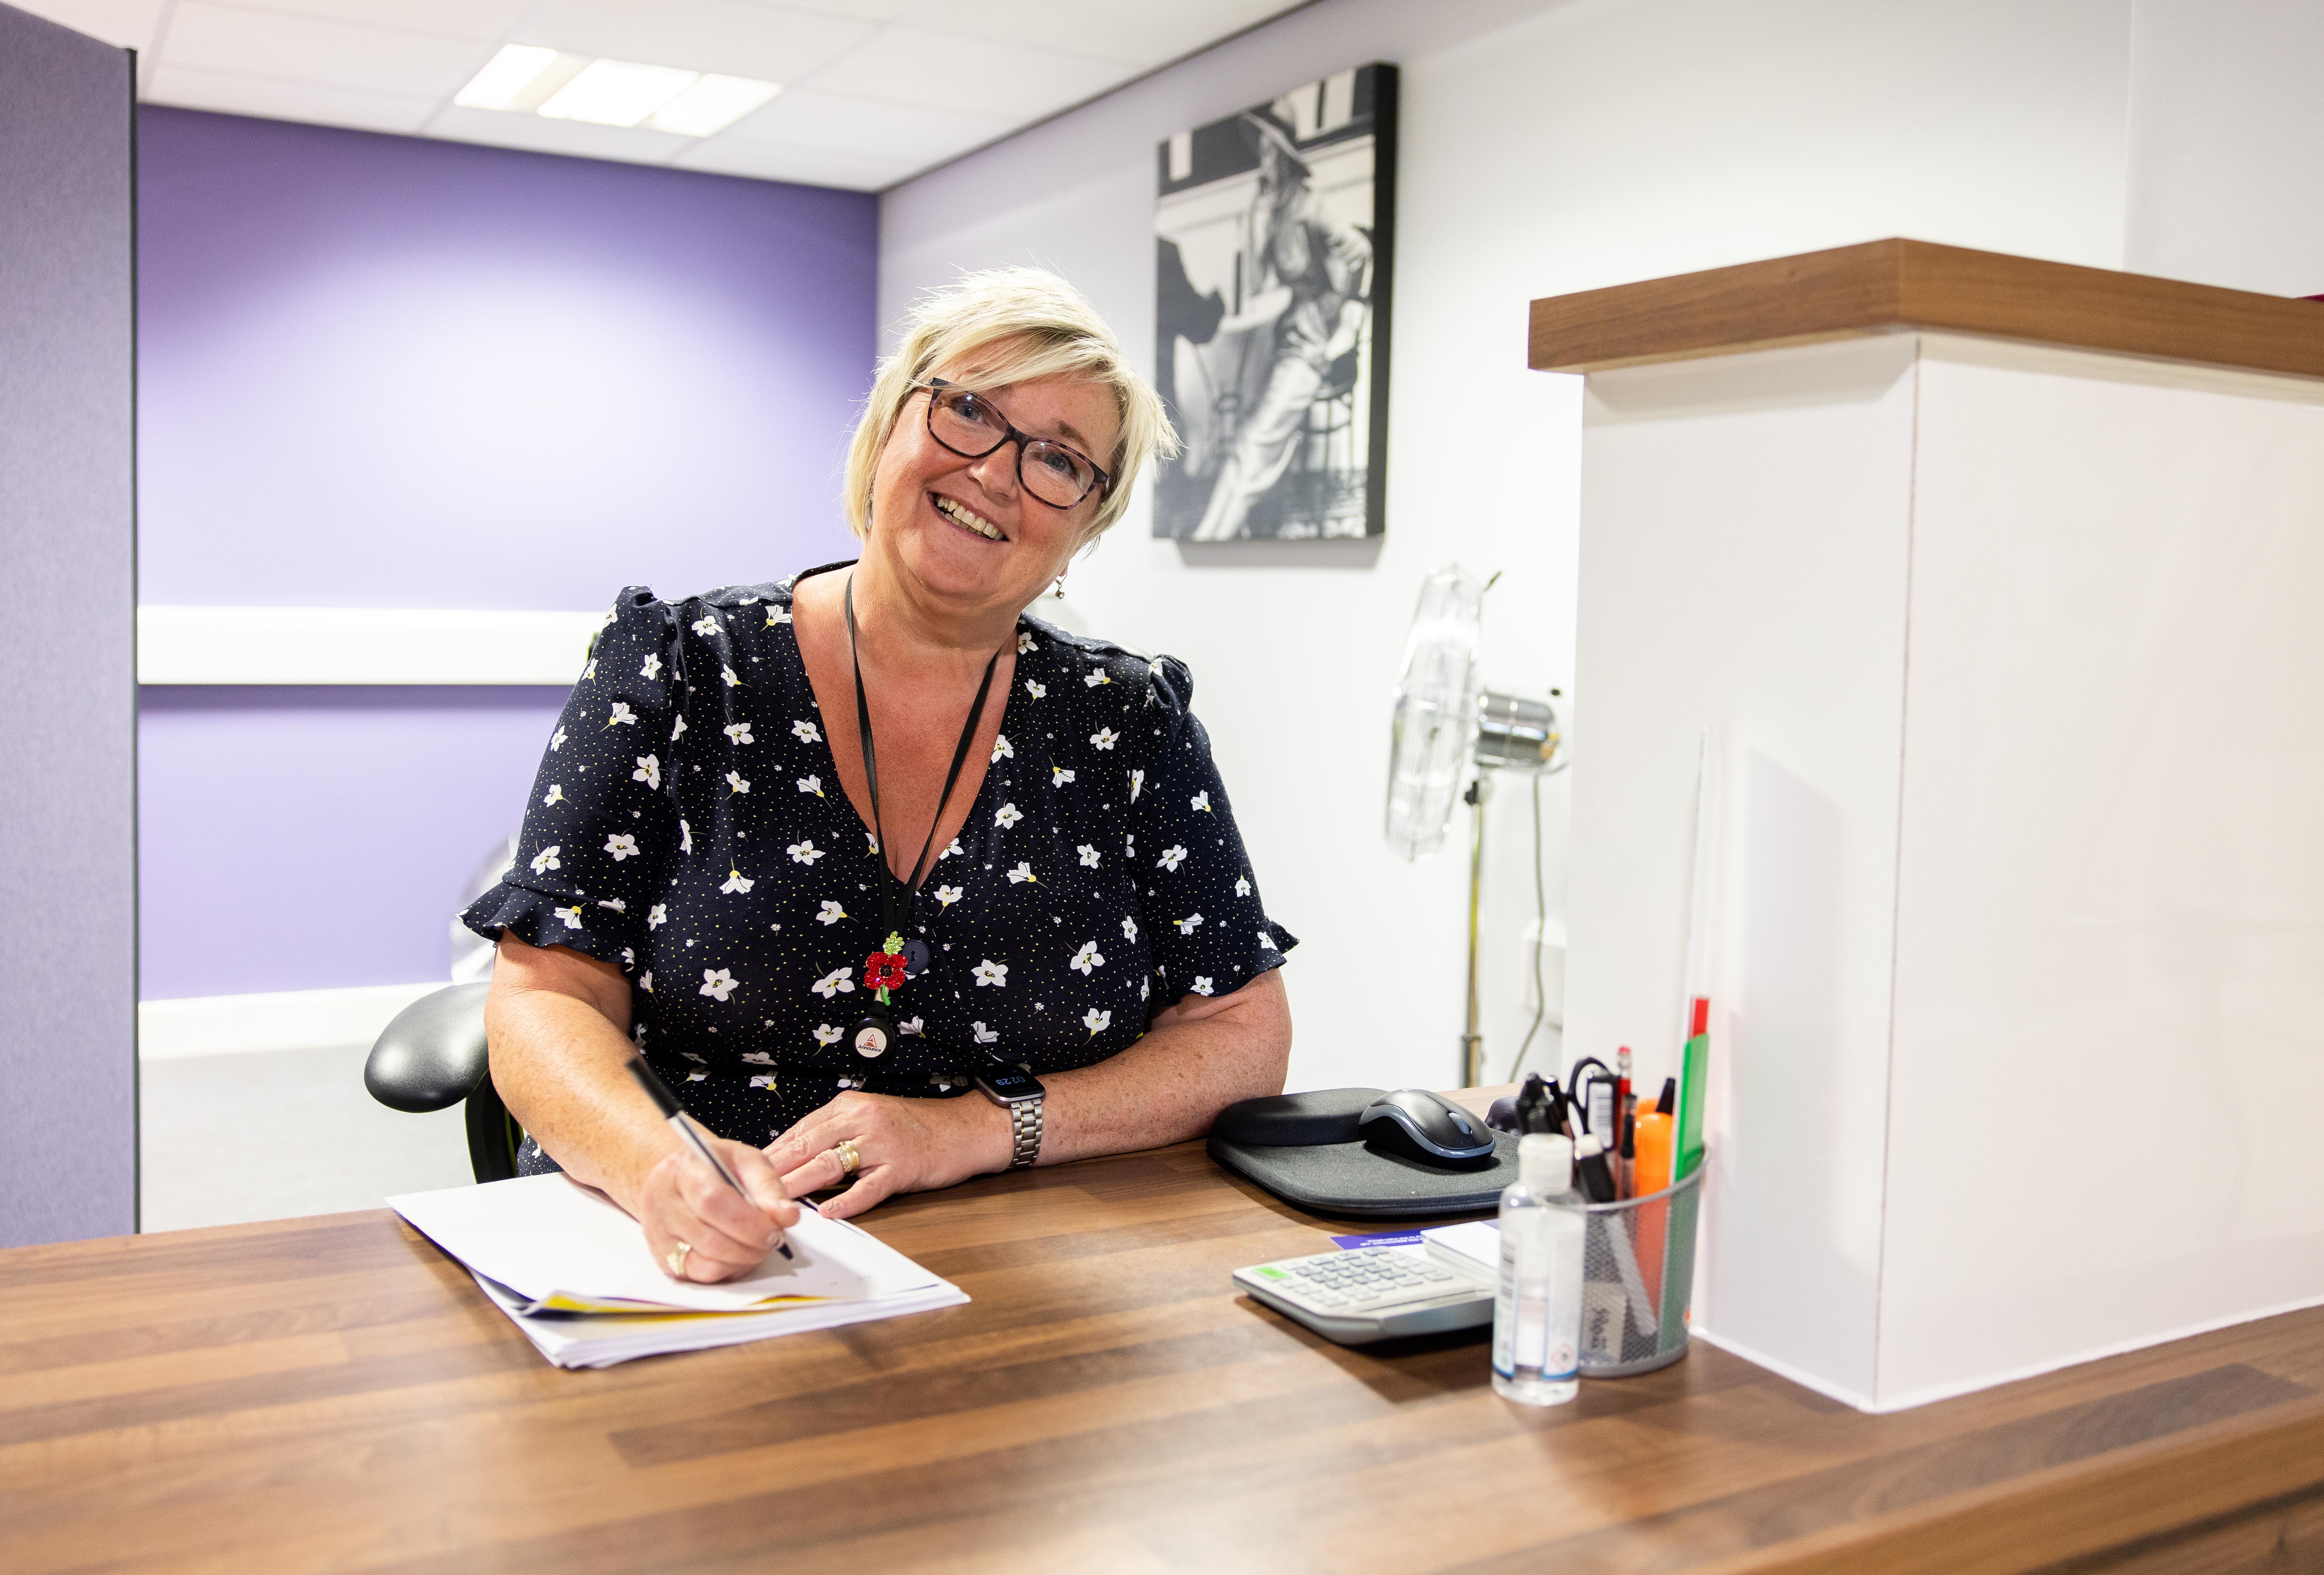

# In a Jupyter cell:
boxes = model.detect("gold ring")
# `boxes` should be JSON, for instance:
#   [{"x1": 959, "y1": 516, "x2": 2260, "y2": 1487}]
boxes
[
  {"x1": 833, "y1": 1138, "x2": 861, "y2": 1178},
  {"x1": 665, "y1": 1240, "x2": 692, "y2": 1278}
]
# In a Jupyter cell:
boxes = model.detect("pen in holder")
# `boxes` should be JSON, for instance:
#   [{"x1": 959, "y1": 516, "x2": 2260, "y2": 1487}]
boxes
[{"x1": 1577, "y1": 1152, "x2": 1705, "y2": 1376}]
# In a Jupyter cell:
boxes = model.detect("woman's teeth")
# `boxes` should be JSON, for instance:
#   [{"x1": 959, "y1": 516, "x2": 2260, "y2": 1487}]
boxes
[{"x1": 933, "y1": 494, "x2": 1003, "y2": 540}]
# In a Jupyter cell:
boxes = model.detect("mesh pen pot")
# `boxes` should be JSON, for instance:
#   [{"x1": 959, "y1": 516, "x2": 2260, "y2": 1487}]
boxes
[{"x1": 1577, "y1": 1156, "x2": 1705, "y2": 1377}]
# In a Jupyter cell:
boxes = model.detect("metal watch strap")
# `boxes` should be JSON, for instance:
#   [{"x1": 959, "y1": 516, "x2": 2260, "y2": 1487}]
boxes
[{"x1": 1005, "y1": 1094, "x2": 1042, "y2": 1170}]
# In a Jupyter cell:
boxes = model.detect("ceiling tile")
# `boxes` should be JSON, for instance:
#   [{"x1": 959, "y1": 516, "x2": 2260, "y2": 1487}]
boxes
[
  {"x1": 145, "y1": 62, "x2": 440, "y2": 132},
  {"x1": 215, "y1": 0, "x2": 536, "y2": 43},
  {"x1": 514, "y1": 0, "x2": 874, "y2": 85},
  {"x1": 671, "y1": 136, "x2": 913, "y2": 191},
  {"x1": 729, "y1": 0, "x2": 917, "y2": 20},
  {"x1": 162, "y1": 3, "x2": 495, "y2": 98},
  {"x1": 425, "y1": 104, "x2": 695, "y2": 167},
  {"x1": 894, "y1": 0, "x2": 1301, "y2": 70},
  {"x1": 798, "y1": 26, "x2": 1134, "y2": 120},
  {"x1": 7, "y1": 0, "x2": 165, "y2": 50},
  {"x1": 716, "y1": 87, "x2": 1012, "y2": 164}
]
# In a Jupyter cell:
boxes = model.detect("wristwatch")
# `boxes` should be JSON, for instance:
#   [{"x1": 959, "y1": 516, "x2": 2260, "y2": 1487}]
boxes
[{"x1": 973, "y1": 1059, "x2": 1045, "y2": 1170}]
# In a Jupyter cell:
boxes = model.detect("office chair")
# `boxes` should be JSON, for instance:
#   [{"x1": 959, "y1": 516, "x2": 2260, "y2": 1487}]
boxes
[{"x1": 364, "y1": 982, "x2": 523, "y2": 1183}]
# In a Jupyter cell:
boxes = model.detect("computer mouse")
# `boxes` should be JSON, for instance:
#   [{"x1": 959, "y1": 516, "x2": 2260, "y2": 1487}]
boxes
[{"x1": 1356, "y1": 1089, "x2": 1498, "y2": 1165}]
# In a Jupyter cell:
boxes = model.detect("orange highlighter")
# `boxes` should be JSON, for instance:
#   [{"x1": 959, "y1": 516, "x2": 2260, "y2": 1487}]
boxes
[{"x1": 1631, "y1": 1080, "x2": 1677, "y2": 1308}]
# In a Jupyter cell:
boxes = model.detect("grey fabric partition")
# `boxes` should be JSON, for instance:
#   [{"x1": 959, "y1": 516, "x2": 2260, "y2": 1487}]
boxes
[{"x1": 0, "y1": 6, "x2": 137, "y2": 1246}]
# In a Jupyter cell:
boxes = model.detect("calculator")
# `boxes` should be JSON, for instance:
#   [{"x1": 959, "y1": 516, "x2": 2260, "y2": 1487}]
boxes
[{"x1": 1232, "y1": 1246, "x2": 1496, "y2": 1346}]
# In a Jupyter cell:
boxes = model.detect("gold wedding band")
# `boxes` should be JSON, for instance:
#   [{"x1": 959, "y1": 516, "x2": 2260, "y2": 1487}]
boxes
[
  {"x1": 665, "y1": 1240, "x2": 693, "y2": 1278},
  {"x1": 833, "y1": 1138, "x2": 861, "y2": 1178}
]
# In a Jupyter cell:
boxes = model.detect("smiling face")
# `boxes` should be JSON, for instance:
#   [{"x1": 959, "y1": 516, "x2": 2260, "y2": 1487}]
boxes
[{"x1": 865, "y1": 359, "x2": 1121, "y2": 623}]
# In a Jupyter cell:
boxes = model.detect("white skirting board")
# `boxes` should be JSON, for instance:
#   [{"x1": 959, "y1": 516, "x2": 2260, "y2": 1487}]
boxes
[
  {"x1": 139, "y1": 982, "x2": 450, "y2": 1059},
  {"x1": 137, "y1": 606, "x2": 606, "y2": 685}
]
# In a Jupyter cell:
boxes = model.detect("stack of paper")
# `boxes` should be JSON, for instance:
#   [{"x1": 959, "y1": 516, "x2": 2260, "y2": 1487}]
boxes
[{"x1": 389, "y1": 1173, "x2": 968, "y2": 1368}]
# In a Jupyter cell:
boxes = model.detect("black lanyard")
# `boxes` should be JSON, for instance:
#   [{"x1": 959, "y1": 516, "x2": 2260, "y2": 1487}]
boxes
[{"x1": 845, "y1": 573, "x2": 1003, "y2": 964}]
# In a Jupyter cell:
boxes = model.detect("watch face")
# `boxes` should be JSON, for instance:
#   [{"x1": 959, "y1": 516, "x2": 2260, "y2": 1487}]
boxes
[{"x1": 980, "y1": 1068, "x2": 1043, "y2": 1101}]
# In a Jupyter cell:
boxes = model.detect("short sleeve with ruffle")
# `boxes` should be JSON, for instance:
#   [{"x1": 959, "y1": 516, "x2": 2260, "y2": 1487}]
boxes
[
  {"x1": 462, "y1": 587, "x2": 684, "y2": 980},
  {"x1": 1119, "y1": 650, "x2": 1297, "y2": 1007}
]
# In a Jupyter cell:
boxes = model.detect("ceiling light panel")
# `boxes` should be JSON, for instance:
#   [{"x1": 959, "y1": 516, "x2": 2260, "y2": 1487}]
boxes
[
  {"x1": 453, "y1": 44, "x2": 558, "y2": 110},
  {"x1": 516, "y1": 0, "x2": 873, "y2": 86},
  {"x1": 537, "y1": 59, "x2": 702, "y2": 127},
  {"x1": 644, "y1": 74, "x2": 784, "y2": 138},
  {"x1": 163, "y1": 3, "x2": 493, "y2": 98}
]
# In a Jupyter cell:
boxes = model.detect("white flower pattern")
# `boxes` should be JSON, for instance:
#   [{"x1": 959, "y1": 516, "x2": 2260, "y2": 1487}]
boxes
[{"x1": 472, "y1": 579, "x2": 1291, "y2": 1143}]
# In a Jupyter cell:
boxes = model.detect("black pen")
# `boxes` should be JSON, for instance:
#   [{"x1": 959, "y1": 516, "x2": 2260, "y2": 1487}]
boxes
[{"x1": 626, "y1": 1057, "x2": 792, "y2": 1261}]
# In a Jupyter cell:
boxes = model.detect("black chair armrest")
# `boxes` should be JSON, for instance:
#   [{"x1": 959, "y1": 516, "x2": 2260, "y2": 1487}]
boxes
[{"x1": 364, "y1": 983, "x2": 491, "y2": 1113}]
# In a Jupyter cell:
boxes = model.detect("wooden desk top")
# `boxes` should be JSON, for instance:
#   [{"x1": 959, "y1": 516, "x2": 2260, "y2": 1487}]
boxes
[
  {"x1": 1528, "y1": 238, "x2": 2324, "y2": 381},
  {"x1": 9, "y1": 1121, "x2": 2324, "y2": 1574}
]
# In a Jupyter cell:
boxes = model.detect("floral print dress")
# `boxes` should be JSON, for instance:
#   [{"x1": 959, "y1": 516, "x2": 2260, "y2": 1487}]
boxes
[{"x1": 462, "y1": 561, "x2": 1298, "y2": 1155}]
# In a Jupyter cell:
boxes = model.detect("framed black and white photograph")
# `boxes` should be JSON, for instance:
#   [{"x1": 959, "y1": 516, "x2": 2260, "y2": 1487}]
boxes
[{"x1": 1152, "y1": 63, "x2": 1397, "y2": 542}]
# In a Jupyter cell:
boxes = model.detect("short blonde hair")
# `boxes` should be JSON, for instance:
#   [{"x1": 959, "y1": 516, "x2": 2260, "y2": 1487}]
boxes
[{"x1": 844, "y1": 268, "x2": 1177, "y2": 547}]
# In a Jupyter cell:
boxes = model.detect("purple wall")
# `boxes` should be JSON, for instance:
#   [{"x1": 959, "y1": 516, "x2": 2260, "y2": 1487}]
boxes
[
  {"x1": 3, "y1": 4, "x2": 136, "y2": 1246},
  {"x1": 138, "y1": 687, "x2": 568, "y2": 997},
  {"x1": 137, "y1": 108, "x2": 876, "y2": 999}
]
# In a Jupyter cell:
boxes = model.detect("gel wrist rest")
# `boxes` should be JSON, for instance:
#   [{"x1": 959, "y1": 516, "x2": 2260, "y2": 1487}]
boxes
[{"x1": 1206, "y1": 1087, "x2": 1521, "y2": 1219}]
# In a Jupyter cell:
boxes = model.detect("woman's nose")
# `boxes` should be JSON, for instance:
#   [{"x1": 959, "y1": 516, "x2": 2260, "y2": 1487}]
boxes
[{"x1": 967, "y1": 441, "x2": 1019, "y2": 503}]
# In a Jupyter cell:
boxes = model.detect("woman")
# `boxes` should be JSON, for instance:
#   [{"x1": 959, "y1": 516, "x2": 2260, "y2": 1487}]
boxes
[{"x1": 463, "y1": 268, "x2": 1297, "y2": 1284}]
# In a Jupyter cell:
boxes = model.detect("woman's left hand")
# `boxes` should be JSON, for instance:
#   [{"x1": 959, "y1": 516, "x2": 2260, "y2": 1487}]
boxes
[{"x1": 764, "y1": 1090, "x2": 1013, "y2": 1220}]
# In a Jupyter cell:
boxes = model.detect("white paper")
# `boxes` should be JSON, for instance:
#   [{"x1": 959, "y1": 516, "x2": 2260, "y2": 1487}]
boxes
[
  {"x1": 389, "y1": 1172, "x2": 942, "y2": 1312},
  {"x1": 470, "y1": 1272, "x2": 971, "y2": 1369}
]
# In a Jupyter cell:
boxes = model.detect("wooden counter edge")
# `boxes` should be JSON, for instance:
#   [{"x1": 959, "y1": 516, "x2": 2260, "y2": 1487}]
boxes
[
  {"x1": 1686, "y1": 1388, "x2": 2324, "y2": 1575},
  {"x1": 1528, "y1": 238, "x2": 2324, "y2": 381}
]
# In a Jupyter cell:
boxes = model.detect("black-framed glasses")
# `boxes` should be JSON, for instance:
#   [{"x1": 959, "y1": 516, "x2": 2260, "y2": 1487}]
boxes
[{"x1": 920, "y1": 378, "x2": 1111, "y2": 510}]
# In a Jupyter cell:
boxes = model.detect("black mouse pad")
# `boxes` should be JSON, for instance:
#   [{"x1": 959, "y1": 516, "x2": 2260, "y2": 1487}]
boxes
[{"x1": 1206, "y1": 1130, "x2": 1520, "y2": 1219}]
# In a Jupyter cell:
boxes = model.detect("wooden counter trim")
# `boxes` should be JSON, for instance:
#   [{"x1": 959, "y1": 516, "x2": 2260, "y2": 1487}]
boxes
[
  {"x1": 1527, "y1": 238, "x2": 2324, "y2": 380},
  {"x1": 1694, "y1": 1390, "x2": 2324, "y2": 1575}
]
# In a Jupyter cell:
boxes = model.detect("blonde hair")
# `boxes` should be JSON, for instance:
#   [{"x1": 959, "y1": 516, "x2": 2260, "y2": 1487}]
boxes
[{"x1": 844, "y1": 267, "x2": 1178, "y2": 547}]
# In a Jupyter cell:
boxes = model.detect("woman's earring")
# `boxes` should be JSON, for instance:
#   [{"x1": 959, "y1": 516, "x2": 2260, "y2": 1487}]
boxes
[{"x1": 1051, "y1": 575, "x2": 1067, "y2": 599}]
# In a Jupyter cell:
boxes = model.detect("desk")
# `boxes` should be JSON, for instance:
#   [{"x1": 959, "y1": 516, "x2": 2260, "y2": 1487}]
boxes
[{"x1": 9, "y1": 1114, "x2": 2324, "y2": 1573}]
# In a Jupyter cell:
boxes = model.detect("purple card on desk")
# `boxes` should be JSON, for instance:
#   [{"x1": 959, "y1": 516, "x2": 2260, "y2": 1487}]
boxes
[{"x1": 1329, "y1": 1231, "x2": 1426, "y2": 1251}]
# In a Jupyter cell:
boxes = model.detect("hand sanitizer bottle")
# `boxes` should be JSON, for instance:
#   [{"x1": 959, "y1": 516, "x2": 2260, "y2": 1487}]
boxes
[{"x1": 1493, "y1": 1132, "x2": 1584, "y2": 1406}]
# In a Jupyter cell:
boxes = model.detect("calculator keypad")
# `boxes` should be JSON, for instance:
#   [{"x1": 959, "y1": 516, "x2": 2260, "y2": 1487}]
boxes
[{"x1": 1251, "y1": 1248, "x2": 1471, "y2": 1313}]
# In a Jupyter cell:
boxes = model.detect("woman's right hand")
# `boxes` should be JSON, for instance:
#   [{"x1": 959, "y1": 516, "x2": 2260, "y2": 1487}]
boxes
[{"x1": 632, "y1": 1136, "x2": 800, "y2": 1283}]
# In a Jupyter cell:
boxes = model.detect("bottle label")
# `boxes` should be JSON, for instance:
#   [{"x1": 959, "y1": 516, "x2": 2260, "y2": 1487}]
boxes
[{"x1": 1494, "y1": 1213, "x2": 1582, "y2": 1382}]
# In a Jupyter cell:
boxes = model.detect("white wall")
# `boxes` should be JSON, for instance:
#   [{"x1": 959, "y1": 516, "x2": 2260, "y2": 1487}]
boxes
[
  {"x1": 2126, "y1": 0, "x2": 2324, "y2": 295},
  {"x1": 881, "y1": 0, "x2": 2137, "y2": 1095}
]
